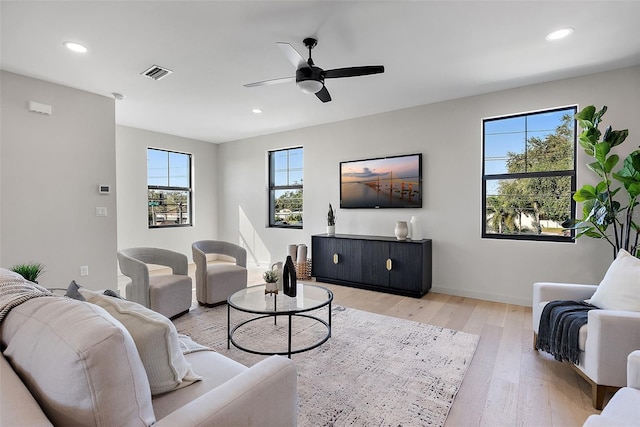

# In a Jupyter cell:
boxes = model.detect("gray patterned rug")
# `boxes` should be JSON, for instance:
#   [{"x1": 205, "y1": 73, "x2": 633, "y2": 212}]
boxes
[{"x1": 174, "y1": 303, "x2": 479, "y2": 426}]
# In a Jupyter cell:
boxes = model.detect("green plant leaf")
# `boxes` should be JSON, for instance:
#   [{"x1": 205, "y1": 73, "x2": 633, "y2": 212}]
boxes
[
  {"x1": 575, "y1": 105, "x2": 596, "y2": 122},
  {"x1": 606, "y1": 129, "x2": 629, "y2": 147},
  {"x1": 587, "y1": 161, "x2": 605, "y2": 176},
  {"x1": 574, "y1": 185, "x2": 597, "y2": 202},
  {"x1": 604, "y1": 154, "x2": 619, "y2": 173},
  {"x1": 595, "y1": 181, "x2": 609, "y2": 194},
  {"x1": 594, "y1": 142, "x2": 611, "y2": 164}
]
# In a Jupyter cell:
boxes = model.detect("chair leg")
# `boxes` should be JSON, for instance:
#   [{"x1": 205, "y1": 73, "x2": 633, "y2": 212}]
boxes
[
  {"x1": 533, "y1": 332, "x2": 538, "y2": 350},
  {"x1": 592, "y1": 384, "x2": 606, "y2": 410},
  {"x1": 570, "y1": 364, "x2": 619, "y2": 410}
]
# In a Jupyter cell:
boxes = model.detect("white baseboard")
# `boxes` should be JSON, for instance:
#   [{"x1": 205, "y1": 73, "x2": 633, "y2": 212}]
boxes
[{"x1": 430, "y1": 286, "x2": 531, "y2": 307}]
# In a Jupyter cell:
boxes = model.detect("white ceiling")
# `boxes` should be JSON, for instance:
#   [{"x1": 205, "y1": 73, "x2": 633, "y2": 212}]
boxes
[{"x1": 1, "y1": 1, "x2": 639, "y2": 143}]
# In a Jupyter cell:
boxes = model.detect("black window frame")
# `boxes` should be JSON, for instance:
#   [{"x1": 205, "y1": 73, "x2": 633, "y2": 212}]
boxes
[
  {"x1": 268, "y1": 147, "x2": 303, "y2": 229},
  {"x1": 482, "y1": 106, "x2": 577, "y2": 242},
  {"x1": 147, "y1": 147, "x2": 193, "y2": 229}
]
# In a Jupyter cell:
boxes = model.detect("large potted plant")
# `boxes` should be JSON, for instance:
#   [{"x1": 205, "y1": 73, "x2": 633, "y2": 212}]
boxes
[{"x1": 563, "y1": 105, "x2": 640, "y2": 258}]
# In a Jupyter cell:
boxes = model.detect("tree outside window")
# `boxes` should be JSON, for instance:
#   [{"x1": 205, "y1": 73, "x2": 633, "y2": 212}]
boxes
[
  {"x1": 482, "y1": 106, "x2": 577, "y2": 241},
  {"x1": 269, "y1": 147, "x2": 303, "y2": 228},
  {"x1": 147, "y1": 148, "x2": 192, "y2": 228}
]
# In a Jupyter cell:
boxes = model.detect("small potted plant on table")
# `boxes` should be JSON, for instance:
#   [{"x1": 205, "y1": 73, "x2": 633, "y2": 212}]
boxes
[{"x1": 264, "y1": 270, "x2": 279, "y2": 294}]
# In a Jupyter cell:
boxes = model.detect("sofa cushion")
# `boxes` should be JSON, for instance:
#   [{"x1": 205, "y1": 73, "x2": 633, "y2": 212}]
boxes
[
  {"x1": 590, "y1": 249, "x2": 640, "y2": 312},
  {"x1": 152, "y1": 350, "x2": 247, "y2": 419},
  {"x1": 79, "y1": 289, "x2": 201, "y2": 395},
  {"x1": 0, "y1": 297, "x2": 155, "y2": 427}
]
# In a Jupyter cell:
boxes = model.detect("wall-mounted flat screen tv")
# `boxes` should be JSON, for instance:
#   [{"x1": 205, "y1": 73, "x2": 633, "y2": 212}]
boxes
[{"x1": 340, "y1": 153, "x2": 422, "y2": 209}]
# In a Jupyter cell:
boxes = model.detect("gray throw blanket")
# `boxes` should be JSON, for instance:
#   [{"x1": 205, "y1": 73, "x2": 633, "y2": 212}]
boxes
[
  {"x1": 0, "y1": 278, "x2": 53, "y2": 323},
  {"x1": 536, "y1": 300, "x2": 597, "y2": 364}
]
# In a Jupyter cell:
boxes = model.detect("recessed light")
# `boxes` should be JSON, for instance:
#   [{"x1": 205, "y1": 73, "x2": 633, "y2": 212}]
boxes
[
  {"x1": 546, "y1": 28, "x2": 574, "y2": 41},
  {"x1": 252, "y1": 108, "x2": 263, "y2": 114},
  {"x1": 63, "y1": 41, "x2": 88, "y2": 53}
]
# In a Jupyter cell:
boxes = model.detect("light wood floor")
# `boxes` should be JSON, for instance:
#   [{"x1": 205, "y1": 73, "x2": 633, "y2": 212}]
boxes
[
  {"x1": 142, "y1": 265, "x2": 603, "y2": 426},
  {"x1": 313, "y1": 282, "x2": 603, "y2": 427}
]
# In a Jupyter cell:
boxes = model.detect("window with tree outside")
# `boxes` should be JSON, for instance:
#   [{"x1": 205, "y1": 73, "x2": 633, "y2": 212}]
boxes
[
  {"x1": 147, "y1": 148, "x2": 192, "y2": 228},
  {"x1": 269, "y1": 147, "x2": 303, "y2": 228},
  {"x1": 482, "y1": 106, "x2": 577, "y2": 242}
]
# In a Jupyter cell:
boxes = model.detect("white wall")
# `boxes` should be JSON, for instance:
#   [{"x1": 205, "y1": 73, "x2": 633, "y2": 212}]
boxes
[
  {"x1": 116, "y1": 125, "x2": 218, "y2": 260},
  {"x1": 218, "y1": 66, "x2": 640, "y2": 306},
  {"x1": 0, "y1": 71, "x2": 117, "y2": 289}
]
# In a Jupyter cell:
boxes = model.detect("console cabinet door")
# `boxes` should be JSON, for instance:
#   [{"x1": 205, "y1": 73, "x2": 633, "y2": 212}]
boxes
[
  {"x1": 389, "y1": 242, "x2": 424, "y2": 293},
  {"x1": 312, "y1": 236, "x2": 362, "y2": 283},
  {"x1": 360, "y1": 240, "x2": 390, "y2": 288}
]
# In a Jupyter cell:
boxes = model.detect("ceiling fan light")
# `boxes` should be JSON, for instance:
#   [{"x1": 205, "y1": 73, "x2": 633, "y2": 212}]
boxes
[{"x1": 297, "y1": 79, "x2": 323, "y2": 94}]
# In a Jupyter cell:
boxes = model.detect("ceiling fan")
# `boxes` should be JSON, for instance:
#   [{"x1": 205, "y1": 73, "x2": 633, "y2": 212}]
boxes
[{"x1": 244, "y1": 38, "x2": 384, "y2": 103}]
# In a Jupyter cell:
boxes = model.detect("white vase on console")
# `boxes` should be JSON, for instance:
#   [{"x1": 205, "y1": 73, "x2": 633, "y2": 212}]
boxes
[
  {"x1": 410, "y1": 216, "x2": 422, "y2": 240},
  {"x1": 394, "y1": 221, "x2": 408, "y2": 241}
]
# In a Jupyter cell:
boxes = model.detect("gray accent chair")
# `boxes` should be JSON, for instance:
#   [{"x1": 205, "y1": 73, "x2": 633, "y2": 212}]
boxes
[
  {"x1": 192, "y1": 240, "x2": 247, "y2": 306},
  {"x1": 117, "y1": 247, "x2": 192, "y2": 319}
]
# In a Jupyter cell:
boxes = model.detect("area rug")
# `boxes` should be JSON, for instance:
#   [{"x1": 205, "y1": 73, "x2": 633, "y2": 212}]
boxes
[{"x1": 174, "y1": 303, "x2": 479, "y2": 426}]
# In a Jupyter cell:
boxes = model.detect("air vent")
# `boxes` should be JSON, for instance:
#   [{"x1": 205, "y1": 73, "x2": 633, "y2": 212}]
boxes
[{"x1": 140, "y1": 65, "x2": 173, "y2": 81}]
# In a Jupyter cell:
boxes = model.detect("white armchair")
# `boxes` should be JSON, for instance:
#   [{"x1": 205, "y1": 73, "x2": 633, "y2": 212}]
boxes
[
  {"x1": 532, "y1": 282, "x2": 640, "y2": 409},
  {"x1": 583, "y1": 350, "x2": 640, "y2": 426},
  {"x1": 192, "y1": 240, "x2": 247, "y2": 306},
  {"x1": 117, "y1": 247, "x2": 193, "y2": 319}
]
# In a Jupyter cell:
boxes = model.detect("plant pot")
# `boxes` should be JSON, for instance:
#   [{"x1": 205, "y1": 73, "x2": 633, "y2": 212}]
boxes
[
  {"x1": 327, "y1": 225, "x2": 335, "y2": 236},
  {"x1": 265, "y1": 281, "x2": 278, "y2": 293}
]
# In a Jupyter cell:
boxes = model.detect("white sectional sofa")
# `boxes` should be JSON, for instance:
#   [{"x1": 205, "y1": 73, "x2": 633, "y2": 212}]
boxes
[{"x1": 0, "y1": 270, "x2": 297, "y2": 426}]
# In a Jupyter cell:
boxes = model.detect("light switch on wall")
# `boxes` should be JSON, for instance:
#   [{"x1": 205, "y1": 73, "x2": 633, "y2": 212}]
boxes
[{"x1": 96, "y1": 207, "x2": 107, "y2": 217}]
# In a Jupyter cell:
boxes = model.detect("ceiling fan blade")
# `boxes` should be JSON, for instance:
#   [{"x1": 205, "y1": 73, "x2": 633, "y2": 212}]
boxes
[
  {"x1": 243, "y1": 76, "x2": 295, "y2": 88},
  {"x1": 315, "y1": 86, "x2": 331, "y2": 103},
  {"x1": 277, "y1": 42, "x2": 309, "y2": 70},
  {"x1": 324, "y1": 65, "x2": 385, "y2": 79}
]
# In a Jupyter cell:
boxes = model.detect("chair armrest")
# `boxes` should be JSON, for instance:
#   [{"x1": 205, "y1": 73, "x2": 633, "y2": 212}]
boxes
[
  {"x1": 154, "y1": 355, "x2": 297, "y2": 426},
  {"x1": 627, "y1": 350, "x2": 640, "y2": 389},
  {"x1": 583, "y1": 311, "x2": 640, "y2": 386},
  {"x1": 191, "y1": 244, "x2": 208, "y2": 290},
  {"x1": 532, "y1": 282, "x2": 598, "y2": 331},
  {"x1": 117, "y1": 252, "x2": 150, "y2": 306}
]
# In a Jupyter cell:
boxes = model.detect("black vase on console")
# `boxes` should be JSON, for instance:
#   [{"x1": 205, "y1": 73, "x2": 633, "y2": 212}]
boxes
[{"x1": 282, "y1": 255, "x2": 297, "y2": 297}]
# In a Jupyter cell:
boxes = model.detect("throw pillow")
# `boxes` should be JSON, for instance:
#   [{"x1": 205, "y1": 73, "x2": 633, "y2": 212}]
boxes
[
  {"x1": 78, "y1": 288, "x2": 201, "y2": 395},
  {"x1": 103, "y1": 289, "x2": 122, "y2": 299},
  {"x1": 589, "y1": 249, "x2": 640, "y2": 312},
  {"x1": 65, "y1": 280, "x2": 86, "y2": 301}
]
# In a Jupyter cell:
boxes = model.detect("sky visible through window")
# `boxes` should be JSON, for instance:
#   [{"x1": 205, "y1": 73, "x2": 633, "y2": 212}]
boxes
[
  {"x1": 147, "y1": 149, "x2": 189, "y2": 187},
  {"x1": 484, "y1": 108, "x2": 573, "y2": 194}
]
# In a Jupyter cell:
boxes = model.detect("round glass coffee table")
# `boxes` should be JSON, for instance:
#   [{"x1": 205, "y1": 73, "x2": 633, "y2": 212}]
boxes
[{"x1": 227, "y1": 283, "x2": 333, "y2": 358}]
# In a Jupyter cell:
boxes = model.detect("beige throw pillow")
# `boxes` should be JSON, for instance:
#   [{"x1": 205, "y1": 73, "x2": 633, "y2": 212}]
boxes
[
  {"x1": 589, "y1": 249, "x2": 640, "y2": 312},
  {"x1": 79, "y1": 289, "x2": 201, "y2": 395}
]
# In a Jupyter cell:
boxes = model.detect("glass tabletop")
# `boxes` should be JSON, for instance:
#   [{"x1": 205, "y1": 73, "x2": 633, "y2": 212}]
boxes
[{"x1": 228, "y1": 282, "x2": 333, "y2": 314}]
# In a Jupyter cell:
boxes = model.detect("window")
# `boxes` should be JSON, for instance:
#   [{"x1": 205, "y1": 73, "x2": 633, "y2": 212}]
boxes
[
  {"x1": 147, "y1": 148, "x2": 192, "y2": 228},
  {"x1": 268, "y1": 147, "x2": 303, "y2": 228},
  {"x1": 482, "y1": 106, "x2": 577, "y2": 241}
]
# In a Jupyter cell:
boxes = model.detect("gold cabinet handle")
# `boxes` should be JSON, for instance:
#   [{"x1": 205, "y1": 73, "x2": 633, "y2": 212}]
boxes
[
  {"x1": 386, "y1": 258, "x2": 392, "y2": 271},
  {"x1": 333, "y1": 253, "x2": 339, "y2": 264}
]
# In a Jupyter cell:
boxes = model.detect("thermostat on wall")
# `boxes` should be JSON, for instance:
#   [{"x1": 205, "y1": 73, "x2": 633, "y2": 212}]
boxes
[{"x1": 98, "y1": 185, "x2": 110, "y2": 194}]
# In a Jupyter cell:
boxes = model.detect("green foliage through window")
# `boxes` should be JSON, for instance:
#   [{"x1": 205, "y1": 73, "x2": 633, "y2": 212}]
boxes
[
  {"x1": 269, "y1": 147, "x2": 303, "y2": 228},
  {"x1": 482, "y1": 106, "x2": 577, "y2": 241},
  {"x1": 147, "y1": 148, "x2": 192, "y2": 228}
]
